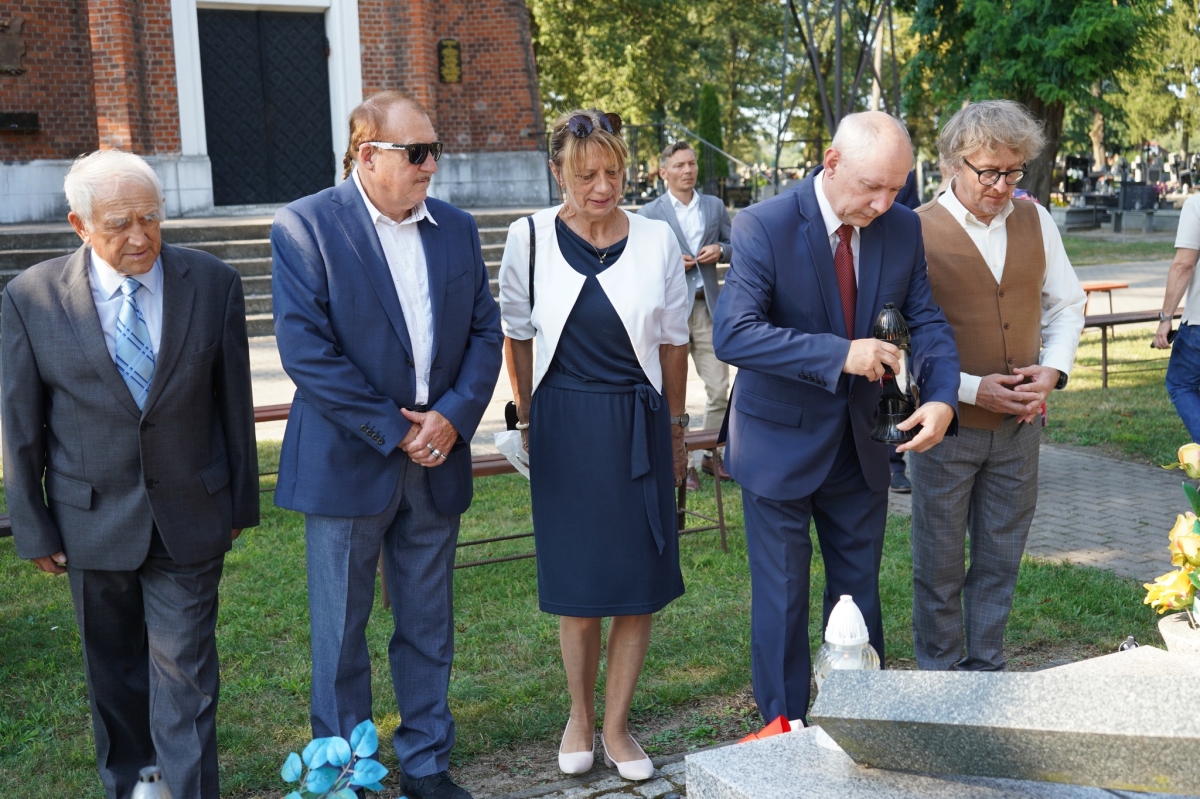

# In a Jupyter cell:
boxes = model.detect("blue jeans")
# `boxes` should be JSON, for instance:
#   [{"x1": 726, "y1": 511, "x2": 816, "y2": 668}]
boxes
[{"x1": 1167, "y1": 323, "x2": 1200, "y2": 442}]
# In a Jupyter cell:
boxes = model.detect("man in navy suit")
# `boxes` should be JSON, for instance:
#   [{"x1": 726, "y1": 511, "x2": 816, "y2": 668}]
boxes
[
  {"x1": 271, "y1": 91, "x2": 503, "y2": 799},
  {"x1": 713, "y1": 112, "x2": 960, "y2": 724}
]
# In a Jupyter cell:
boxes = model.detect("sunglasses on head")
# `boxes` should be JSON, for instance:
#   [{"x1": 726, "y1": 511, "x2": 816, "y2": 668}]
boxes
[
  {"x1": 566, "y1": 112, "x2": 623, "y2": 138},
  {"x1": 364, "y1": 141, "x2": 444, "y2": 164}
]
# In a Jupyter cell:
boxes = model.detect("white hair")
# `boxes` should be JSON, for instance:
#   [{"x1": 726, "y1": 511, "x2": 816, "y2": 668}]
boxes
[
  {"x1": 830, "y1": 111, "x2": 912, "y2": 164},
  {"x1": 63, "y1": 150, "x2": 164, "y2": 227},
  {"x1": 937, "y1": 100, "x2": 1046, "y2": 169}
]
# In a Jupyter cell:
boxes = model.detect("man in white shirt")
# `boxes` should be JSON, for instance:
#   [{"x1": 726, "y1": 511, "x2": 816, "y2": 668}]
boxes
[
  {"x1": 638, "y1": 142, "x2": 734, "y2": 489},
  {"x1": 1153, "y1": 193, "x2": 1200, "y2": 441},
  {"x1": 911, "y1": 100, "x2": 1086, "y2": 672},
  {"x1": 271, "y1": 91, "x2": 502, "y2": 799}
]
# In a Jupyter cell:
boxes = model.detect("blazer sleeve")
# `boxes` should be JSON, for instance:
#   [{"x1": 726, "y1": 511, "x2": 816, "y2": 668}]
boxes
[
  {"x1": 429, "y1": 214, "x2": 504, "y2": 441},
  {"x1": 217, "y1": 274, "x2": 261, "y2": 529},
  {"x1": 661, "y1": 232, "x2": 690, "y2": 346},
  {"x1": 899, "y1": 223, "x2": 961, "y2": 417},
  {"x1": 712, "y1": 210, "x2": 850, "y2": 392},
  {"x1": 498, "y1": 218, "x2": 533, "y2": 340},
  {"x1": 1, "y1": 287, "x2": 60, "y2": 559},
  {"x1": 713, "y1": 197, "x2": 734, "y2": 263},
  {"x1": 270, "y1": 207, "x2": 409, "y2": 455}
]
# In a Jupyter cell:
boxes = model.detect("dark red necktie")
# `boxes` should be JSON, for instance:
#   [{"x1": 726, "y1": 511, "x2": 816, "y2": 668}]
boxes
[{"x1": 834, "y1": 223, "x2": 857, "y2": 338}]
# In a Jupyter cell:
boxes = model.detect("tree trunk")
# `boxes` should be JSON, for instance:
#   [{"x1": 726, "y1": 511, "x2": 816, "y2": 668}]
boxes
[
  {"x1": 1020, "y1": 95, "x2": 1065, "y2": 206},
  {"x1": 1089, "y1": 82, "x2": 1106, "y2": 173}
]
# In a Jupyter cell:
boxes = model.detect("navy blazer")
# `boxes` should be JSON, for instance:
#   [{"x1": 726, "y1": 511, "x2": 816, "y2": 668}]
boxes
[
  {"x1": 713, "y1": 173, "x2": 959, "y2": 501},
  {"x1": 271, "y1": 179, "x2": 503, "y2": 517}
]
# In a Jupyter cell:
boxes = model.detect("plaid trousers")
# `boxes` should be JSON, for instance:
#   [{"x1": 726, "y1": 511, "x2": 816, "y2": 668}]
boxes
[{"x1": 909, "y1": 416, "x2": 1040, "y2": 671}]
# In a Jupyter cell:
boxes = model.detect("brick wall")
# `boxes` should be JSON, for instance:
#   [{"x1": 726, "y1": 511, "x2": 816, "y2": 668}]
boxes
[
  {"x1": 359, "y1": 0, "x2": 544, "y2": 155},
  {"x1": 0, "y1": 1, "x2": 99, "y2": 161}
]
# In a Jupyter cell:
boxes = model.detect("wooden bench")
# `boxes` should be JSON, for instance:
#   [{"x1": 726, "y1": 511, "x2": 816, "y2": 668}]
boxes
[
  {"x1": 1079, "y1": 280, "x2": 1129, "y2": 315},
  {"x1": 1083, "y1": 309, "x2": 1180, "y2": 388},
  {"x1": 2, "y1": 407, "x2": 731, "y2": 566}
]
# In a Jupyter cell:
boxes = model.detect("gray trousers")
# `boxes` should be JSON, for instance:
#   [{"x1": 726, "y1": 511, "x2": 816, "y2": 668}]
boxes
[
  {"x1": 68, "y1": 530, "x2": 224, "y2": 799},
  {"x1": 909, "y1": 417, "x2": 1040, "y2": 671},
  {"x1": 305, "y1": 455, "x2": 460, "y2": 779}
]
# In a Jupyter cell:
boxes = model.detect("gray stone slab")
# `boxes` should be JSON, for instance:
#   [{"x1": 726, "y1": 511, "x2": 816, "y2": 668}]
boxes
[
  {"x1": 809, "y1": 670, "x2": 1200, "y2": 794},
  {"x1": 685, "y1": 727, "x2": 1196, "y2": 799},
  {"x1": 1036, "y1": 645, "x2": 1200, "y2": 677}
]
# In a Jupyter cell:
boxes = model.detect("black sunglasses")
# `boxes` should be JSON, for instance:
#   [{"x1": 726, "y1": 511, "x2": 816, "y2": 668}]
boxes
[
  {"x1": 566, "y1": 112, "x2": 623, "y2": 138},
  {"x1": 364, "y1": 140, "x2": 444, "y2": 165}
]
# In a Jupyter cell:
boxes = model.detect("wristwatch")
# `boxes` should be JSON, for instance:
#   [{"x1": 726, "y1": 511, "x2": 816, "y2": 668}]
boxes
[
  {"x1": 1159, "y1": 311, "x2": 1173, "y2": 324},
  {"x1": 1055, "y1": 370, "x2": 1069, "y2": 390},
  {"x1": 670, "y1": 413, "x2": 690, "y2": 428}
]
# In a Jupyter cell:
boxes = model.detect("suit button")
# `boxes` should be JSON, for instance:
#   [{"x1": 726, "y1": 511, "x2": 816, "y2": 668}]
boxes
[
  {"x1": 1003, "y1": 322, "x2": 1010, "y2": 330},
  {"x1": 140, "y1": 422, "x2": 153, "y2": 431},
  {"x1": 998, "y1": 291, "x2": 1006, "y2": 298},
  {"x1": 406, "y1": 358, "x2": 415, "y2": 367},
  {"x1": 1007, "y1": 358, "x2": 1015, "y2": 364},
  {"x1": 145, "y1": 479, "x2": 158, "y2": 489}
]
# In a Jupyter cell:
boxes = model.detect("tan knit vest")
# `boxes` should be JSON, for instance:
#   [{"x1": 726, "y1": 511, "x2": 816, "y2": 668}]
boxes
[{"x1": 915, "y1": 198, "x2": 1045, "y2": 431}]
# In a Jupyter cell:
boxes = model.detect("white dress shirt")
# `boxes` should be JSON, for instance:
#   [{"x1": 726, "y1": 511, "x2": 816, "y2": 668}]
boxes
[
  {"x1": 668, "y1": 188, "x2": 705, "y2": 256},
  {"x1": 352, "y1": 169, "x2": 437, "y2": 405},
  {"x1": 1173, "y1": 193, "x2": 1200, "y2": 325},
  {"x1": 89, "y1": 250, "x2": 163, "y2": 361},
  {"x1": 938, "y1": 182, "x2": 1086, "y2": 405},
  {"x1": 814, "y1": 171, "x2": 860, "y2": 281}
]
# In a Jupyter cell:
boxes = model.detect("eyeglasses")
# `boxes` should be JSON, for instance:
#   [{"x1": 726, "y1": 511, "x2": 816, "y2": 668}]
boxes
[
  {"x1": 962, "y1": 157, "x2": 1027, "y2": 186},
  {"x1": 364, "y1": 141, "x2": 444, "y2": 165},
  {"x1": 566, "y1": 112, "x2": 623, "y2": 138}
]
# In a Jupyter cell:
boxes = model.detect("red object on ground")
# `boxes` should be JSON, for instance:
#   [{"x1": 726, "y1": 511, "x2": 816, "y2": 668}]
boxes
[{"x1": 738, "y1": 715, "x2": 791, "y2": 744}]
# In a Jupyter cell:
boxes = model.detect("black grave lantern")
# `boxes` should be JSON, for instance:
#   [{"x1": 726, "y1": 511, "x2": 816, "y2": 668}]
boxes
[{"x1": 870, "y1": 303, "x2": 919, "y2": 444}]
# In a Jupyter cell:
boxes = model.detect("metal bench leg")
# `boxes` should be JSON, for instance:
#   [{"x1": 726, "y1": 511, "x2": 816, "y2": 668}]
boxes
[
  {"x1": 713, "y1": 449, "x2": 728, "y2": 552},
  {"x1": 1101, "y1": 325, "x2": 1109, "y2": 389}
]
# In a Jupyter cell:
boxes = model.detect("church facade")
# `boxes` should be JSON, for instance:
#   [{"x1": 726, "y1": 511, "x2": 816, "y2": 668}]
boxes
[{"x1": 1, "y1": 0, "x2": 549, "y2": 223}]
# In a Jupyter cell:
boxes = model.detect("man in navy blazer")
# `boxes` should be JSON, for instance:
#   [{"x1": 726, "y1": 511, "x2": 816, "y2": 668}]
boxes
[
  {"x1": 271, "y1": 91, "x2": 502, "y2": 799},
  {"x1": 713, "y1": 112, "x2": 960, "y2": 724}
]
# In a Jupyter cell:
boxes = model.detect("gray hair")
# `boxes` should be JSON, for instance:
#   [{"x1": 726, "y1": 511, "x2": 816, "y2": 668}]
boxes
[
  {"x1": 63, "y1": 150, "x2": 164, "y2": 227},
  {"x1": 830, "y1": 111, "x2": 912, "y2": 163},
  {"x1": 937, "y1": 100, "x2": 1046, "y2": 169}
]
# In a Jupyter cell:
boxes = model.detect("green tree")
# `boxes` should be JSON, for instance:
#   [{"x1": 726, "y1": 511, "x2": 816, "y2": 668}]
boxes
[
  {"x1": 697, "y1": 83, "x2": 730, "y2": 188},
  {"x1": 905, "y1": 0, "x2": 1158, "y2": 203}
]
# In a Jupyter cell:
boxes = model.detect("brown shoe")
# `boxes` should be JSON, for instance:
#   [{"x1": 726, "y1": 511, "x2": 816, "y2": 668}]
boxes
[
  {"x1": 685, "y1": 466, "x2": 701, "y2": 492},
  {"x1": 701, "y1": 454, "x2": 732, "y2": 481}
]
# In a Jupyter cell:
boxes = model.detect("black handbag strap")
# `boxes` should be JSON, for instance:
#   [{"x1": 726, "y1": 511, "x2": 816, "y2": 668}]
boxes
[{"x1": 526, "y1": 215, "x2": 536, "y2": 311}]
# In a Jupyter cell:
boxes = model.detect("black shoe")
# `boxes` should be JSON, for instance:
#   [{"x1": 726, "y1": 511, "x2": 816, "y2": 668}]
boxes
[
  {"x1": 889, "y1": 471, "x2": 912, "y2": 494},
  {"x1": 399, "y1": 769, "x2": 474, "y2": 799}
]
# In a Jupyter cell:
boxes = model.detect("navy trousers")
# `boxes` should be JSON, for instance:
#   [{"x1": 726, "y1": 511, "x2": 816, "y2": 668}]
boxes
[
  {"x1": 304, "y1": 456, "x2": 460, "y2": 778},
  {"x1": 742, "y1": 427, "x2": 888, "y2": 723}
]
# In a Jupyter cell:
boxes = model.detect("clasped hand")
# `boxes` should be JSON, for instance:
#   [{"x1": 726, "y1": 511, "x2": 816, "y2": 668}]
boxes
[
  {"x1": 682, "y1": 244, "x2": 722, "y2": 271},
  {"x1": 975, "y1": 365, "x2": 1057, "y2": 425},
  {"x1": 399, "y1": 408, "x2": 460, "y2": 468}
]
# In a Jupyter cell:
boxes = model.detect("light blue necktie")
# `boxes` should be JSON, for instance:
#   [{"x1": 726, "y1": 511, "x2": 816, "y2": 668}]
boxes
[{"x1": 115, "y1": 277, "x2": 155, "y2": 409}]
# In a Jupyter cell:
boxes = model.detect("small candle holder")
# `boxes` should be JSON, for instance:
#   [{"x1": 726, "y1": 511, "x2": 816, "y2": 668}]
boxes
[{"x1": 870, "y1": 303, "x2": 919, "y2": 445}]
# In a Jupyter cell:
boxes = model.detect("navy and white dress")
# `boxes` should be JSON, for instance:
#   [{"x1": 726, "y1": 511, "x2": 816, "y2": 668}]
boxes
[{"x1": 499, "y1": 209, "x2": 690, "y2": 617}]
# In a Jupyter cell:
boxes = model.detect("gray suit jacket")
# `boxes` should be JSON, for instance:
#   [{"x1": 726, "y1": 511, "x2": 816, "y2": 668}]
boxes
[
  {"x1": 638, "y1": 190, "x2": 733, "y2": 318},
  {"x1": 2, "y1": 243, "x2": 260, "y2": 570}
]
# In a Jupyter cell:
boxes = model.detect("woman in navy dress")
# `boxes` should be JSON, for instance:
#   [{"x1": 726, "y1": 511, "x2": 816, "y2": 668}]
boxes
[{"x1": 499, "y1": 109, "x2": 690, "y2": 782}]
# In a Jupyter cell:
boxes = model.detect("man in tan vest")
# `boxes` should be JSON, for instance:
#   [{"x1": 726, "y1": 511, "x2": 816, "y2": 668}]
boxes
[{"x1": 911, "y1": 100, "x2": 1085, "y2": 671}]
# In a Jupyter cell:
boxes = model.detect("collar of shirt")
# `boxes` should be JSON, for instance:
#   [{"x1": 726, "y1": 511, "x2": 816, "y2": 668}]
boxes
[
  {"x1": 814, "y1": 171, "x2": 860, "y2": 242},
  {"x1": 89, "y1": 249, "x2": 163, "y2": 300},
  {"x1": 352, "y1": 168, "x2": 438, "y2": 229},
  {"x1": 937, "y1": 177, "x2": 1014, "y2": 231},
  {"x1": 668, "y1": 188, "x2": 701, "y2": 213}
]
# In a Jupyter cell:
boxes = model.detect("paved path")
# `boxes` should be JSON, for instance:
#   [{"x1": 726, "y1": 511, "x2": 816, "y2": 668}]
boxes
[{"x1": 886, "y1": 443, "x2": 1181, "y2": 584}]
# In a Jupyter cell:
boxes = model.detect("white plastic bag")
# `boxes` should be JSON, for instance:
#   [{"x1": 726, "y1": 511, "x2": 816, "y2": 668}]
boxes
[{"x1": 493, "y1": 430, "x2": 530, "y2": 479}]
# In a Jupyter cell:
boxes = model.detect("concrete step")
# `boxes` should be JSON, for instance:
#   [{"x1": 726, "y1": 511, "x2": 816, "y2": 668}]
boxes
[
  {"x1": 245, "y1": 294, "x2": 273, "y2": 316},
  {"x1": 242, "y1": 274, "x2": 271, "y2": 296},
  {"x1": 186, "y1": 239, "x2": 273, "y2": 261},
  {"x1": 247, "y1": 313, "x2": 275, "y2": 337}
]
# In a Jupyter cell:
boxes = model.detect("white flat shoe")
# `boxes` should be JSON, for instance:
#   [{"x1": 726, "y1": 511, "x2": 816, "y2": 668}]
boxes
[
  {"x1": 600, "y1": 732, "x2": 655, "y2": 781},
  {"x1": 558, "y1": 719, "x2": 594, "y2": 775}
]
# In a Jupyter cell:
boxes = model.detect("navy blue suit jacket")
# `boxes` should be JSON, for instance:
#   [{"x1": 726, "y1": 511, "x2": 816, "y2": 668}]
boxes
[
  {"x1": 713, "y1": 173, "x2": 959, "y2": 501},
  {"x1": 271, "y1": 180, "x2": 503, "y2": 517}
]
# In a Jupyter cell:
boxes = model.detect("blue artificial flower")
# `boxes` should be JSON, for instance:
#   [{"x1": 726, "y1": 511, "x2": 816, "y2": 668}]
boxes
[
  {"x1": 353, "y1": 757, "x2": 388, "y2": 786},
  {"x1": 303, "y1": 736, "x2": 331, "y2": 768},
  {"x1": 324, "y1": 736, "x2": 353, "y2": 767},
  {"x1": 351, "y1": 719, "x2": 379, "y2": 758},
  {"x1": 280, "y1": 752, "x2": 303, "y2": 783},
  {"x1": 306, "y1": 766, "x2": 340, "y2": 794}
]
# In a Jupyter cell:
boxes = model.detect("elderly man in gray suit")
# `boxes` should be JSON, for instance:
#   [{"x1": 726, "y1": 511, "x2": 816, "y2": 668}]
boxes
[
  {"x1": 2, "y1": 150, "x2": 259, "y2": 799},
  {"x1": 639, "y1": 140, "x2": 733, "y2": 489}
]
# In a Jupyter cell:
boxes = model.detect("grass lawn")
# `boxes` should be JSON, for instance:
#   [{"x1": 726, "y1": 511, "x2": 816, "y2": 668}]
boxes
[
  {"x1": 1045, "y1": 324, "x2": 1188, "y2": 464},
  {"x1": 1062, "y1": 235, "x2": 1175, "y2": 266},
  {"x1": 0, "y1": 448, "x2": 1165, "y2": 797}
]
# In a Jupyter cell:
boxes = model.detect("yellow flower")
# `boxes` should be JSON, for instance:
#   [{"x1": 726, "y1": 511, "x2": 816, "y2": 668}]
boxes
[
  {"x1": 1143, "y1": 568, "x2": 1197, "y2": 614},
  {"x1": 1169, "y1": 512, "x2": 1198, "y2": 542},
  {"x1": 1175, "y1": 535, "x2": 1200, "y2": 568},
  {"x1": 1180, "y1": 444, "x2": 1200, "y2": 478}
]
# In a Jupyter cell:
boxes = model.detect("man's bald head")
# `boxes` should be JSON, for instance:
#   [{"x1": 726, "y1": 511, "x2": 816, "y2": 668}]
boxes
[{"x1": 821, "y1": 111, "x2": 913, "y2": 228}]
